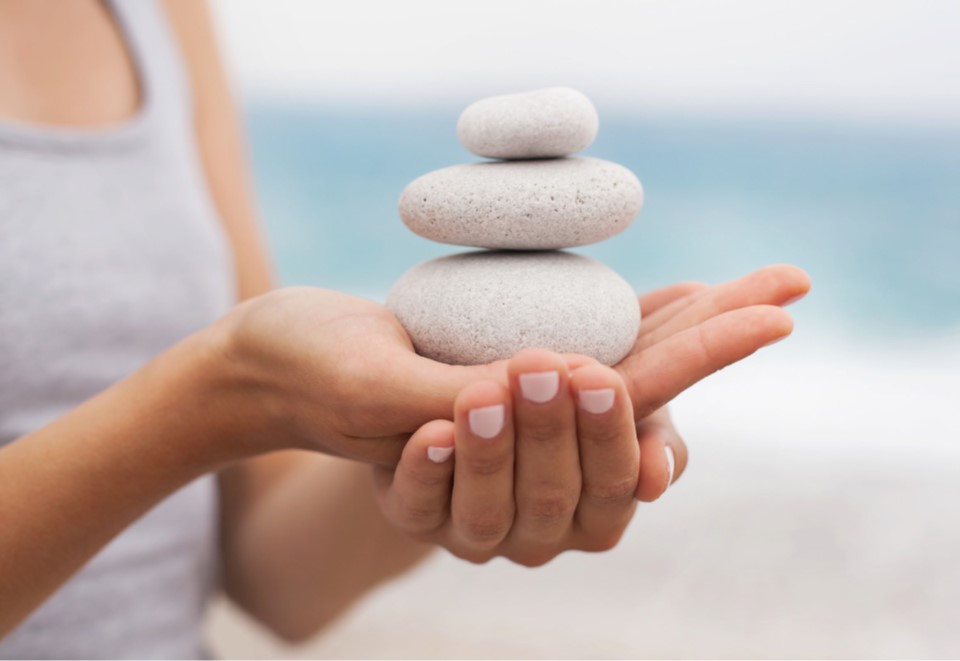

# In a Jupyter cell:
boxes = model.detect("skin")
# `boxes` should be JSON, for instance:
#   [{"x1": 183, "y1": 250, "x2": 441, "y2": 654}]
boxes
[{"x1": 0, "y1": 0, "x2": 811, "y2": 644}]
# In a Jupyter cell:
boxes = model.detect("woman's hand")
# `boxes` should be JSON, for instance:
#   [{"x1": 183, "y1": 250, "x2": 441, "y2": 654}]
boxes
[
  {"x1": 609, "y1": 263, "x2": 812, "y2": 493},
  {"x1": 374, "y1": 348, "x2": 650, "y2": 566},
  {"x1": 212, "y1": 264, "x2": 808, "y2": 469},
  {"x1": 211, "y1": 287, "x2": 505, "y2": 464},
  {"x1": 371, "y1": 265, "x2": 810, "y2": 565}
]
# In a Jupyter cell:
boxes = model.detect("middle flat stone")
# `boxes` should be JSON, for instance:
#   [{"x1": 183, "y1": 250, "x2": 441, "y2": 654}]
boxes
[{"x1": 398, "y1": 157, "x2": 644, "y2": 250}]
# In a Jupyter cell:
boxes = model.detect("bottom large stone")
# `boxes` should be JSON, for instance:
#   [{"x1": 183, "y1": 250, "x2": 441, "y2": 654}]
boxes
[{"x1": 386, "y1": 251, "x2": 640, "y2": 366}]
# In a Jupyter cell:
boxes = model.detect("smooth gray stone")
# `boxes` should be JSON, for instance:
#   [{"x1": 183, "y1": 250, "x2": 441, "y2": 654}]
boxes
[
  {"x1": 457, "y1": 87, "x2": 599, "y2": 159},
  {"x1": 386, "y1": 251, "x2": 640, "y2": 366},
  {"x1": 398, "y1": 157, "x2": 643, "y2": 250}
]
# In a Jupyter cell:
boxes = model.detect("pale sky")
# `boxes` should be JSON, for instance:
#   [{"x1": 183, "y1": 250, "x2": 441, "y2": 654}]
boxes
[{"x1": 211, "y1": 0, "x2": 960, "y2": 122}]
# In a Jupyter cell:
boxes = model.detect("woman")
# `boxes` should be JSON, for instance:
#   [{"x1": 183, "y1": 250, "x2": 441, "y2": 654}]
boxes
[{"x1": 0, "y1": 0, "x2": 808, "y2": 657}]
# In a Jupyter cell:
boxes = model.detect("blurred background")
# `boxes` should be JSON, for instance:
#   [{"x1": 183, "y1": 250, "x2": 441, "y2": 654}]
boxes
[{"x1": 204, "y1": 1, "x2": 960, "y2": 657}]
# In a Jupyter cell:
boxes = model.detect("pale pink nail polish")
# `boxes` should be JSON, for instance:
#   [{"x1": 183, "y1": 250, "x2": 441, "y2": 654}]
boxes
[
  {"x1": 468, "y1": 404, "x2": 505, "y2": 439},
  {"x1": 518, "y1": 371, "x2": 560, "y2": 403},
  {"x1": 427, "y1": 446, "x2": 454, "y2": 463},
  {"x1": 664, "y1": 445, "x2": 676, "y2": 489},
  {"x1": 579, "y1": 388, "x2": 615, "y2": 414}
]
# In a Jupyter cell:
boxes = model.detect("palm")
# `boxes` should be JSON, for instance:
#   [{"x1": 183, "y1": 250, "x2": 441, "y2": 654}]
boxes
[
  {"x1": 383, "y1": 263, "x2": 809, "y2": 428},
  {"x1": 235, "y1": 265, "x2": 808, "y2": 466}
]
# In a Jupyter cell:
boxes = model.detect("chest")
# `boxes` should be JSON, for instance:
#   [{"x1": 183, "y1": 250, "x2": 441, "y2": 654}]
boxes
[
  {"x1": 0, "y1": 0, "x2": 140, "y2": 127},
  {"x1": 0, "y1": 144, "x2": 235, "y2": 437}
]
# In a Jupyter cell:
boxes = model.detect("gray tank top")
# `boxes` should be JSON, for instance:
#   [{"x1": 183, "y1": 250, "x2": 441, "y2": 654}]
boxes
[{"x1": 0, "y1": 1, "x2": 235, "y2": 657}]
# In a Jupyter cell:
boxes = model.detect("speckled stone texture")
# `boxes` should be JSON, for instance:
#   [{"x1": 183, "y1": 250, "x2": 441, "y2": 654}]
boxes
[
  {"x1": 457, "y1": 87, "x2": 599, "y2": 160},
  {"x1": 386, "y1": 251, "x2": 640, "y2": 366},
  {"x1": 399, "y1": 157, "x2": 643, "y2": 250}
]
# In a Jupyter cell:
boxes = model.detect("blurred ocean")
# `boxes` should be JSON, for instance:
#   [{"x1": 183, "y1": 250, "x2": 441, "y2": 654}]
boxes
[
  {"x1": 244, "y1": 103, "x2": 960, "y2": 343},
  {"x1": 210, "y1": 102, "x2": 960, "y2": 658}
]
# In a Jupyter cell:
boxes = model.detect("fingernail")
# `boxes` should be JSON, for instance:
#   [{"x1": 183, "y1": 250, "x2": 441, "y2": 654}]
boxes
[
  {"x1": 468, "y1": 404, "x2": 505, "y2": 439},
  {"x1": 578, "y1": 388, "x2": 615, "y2": 414},
  {"x1": 427, "y1": 446, "x2": 454, "y2": 463},
  {"x1": 518, "y1": 371, "x2": 560, "y2": 403},
  {"x1": 664, "y1": 445, "x2": 676, "y2": 489}
]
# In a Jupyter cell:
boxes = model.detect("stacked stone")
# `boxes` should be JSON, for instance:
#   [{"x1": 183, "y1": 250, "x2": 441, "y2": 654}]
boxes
[{"x1": 387, "y1": 88, "x2": 644, "y2": 366}]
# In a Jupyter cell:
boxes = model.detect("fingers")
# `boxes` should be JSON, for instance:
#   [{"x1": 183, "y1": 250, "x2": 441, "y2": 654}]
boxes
[
  {"x1": 569, "y1": 363, "x2": 639, "y2": 547},
  {"x1": 372, "y1": 419, "x2": 455, "y2": 535},
  {"x1": 450, "y1": 380, "x2": 516, "y2": 551},
  {"x1": 634, "y1": 409, "x2": 688, "y2": 502},
  {"x1": 508, "y1": 350, "x2": 581, "y2": 549},
  {"x1": 637, "y1": 281, "x2": 709, "y2": 317},
  {"x1": 636, "y1": 265, "x2": 810, "y2": 350},
  {"x1": 618, "y1": 304, "x2": 794, "y2": 420}
]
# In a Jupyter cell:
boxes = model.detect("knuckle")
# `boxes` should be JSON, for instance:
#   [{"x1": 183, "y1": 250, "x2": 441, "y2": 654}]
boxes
[
  {"x1": 526, "y1": 490, "x2": 578, "y2": 524},
  {"x1": 397, "y1": 501, "x2": 445, "y2": 534},
  {"x1": 582, "y1": 476, "x2": 637, "y2": 505},
  {"x1": 582, "y1": 422, "x2": 624, "y2": 448},
  {"x1": 407, "y1": 465, "x2": 449, "y2": 490},
  {"x1": 463, "y1": 452, "x2": 511, "y2": 477},
  {"x1": 513, "y1": 550, "x2": 559, "y2": 568},
  {"x1": 457, "y1": 512, "x2": 512, "y2": 546},
  {"x1": 520, "y1": 421, "x2": 567, "y2": 444}
]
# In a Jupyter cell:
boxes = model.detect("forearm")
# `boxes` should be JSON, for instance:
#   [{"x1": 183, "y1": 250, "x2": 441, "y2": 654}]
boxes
[
  {"x1": 220, "y1": 454, "x2": 435, "y2": 642},
  {"x1": 0, "y1": 328, "x2": 242, "y2": 637}
]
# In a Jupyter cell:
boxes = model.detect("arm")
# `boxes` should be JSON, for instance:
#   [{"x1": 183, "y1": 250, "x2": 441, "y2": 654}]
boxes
[
  {"x1": 0, "y1": 325, "x2": 241, "y2": 637},
  {"x1": 162, "y1": 0, "x2": 439, "y2": 641}
]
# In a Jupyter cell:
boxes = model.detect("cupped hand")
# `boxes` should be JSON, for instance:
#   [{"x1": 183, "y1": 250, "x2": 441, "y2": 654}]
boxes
[
  {"x1": 372, "y1": 265, "x2": 810, "y2": 564},
  {"x1": 374, "y1": 348, "x2": 646, "y2": 566},
  {"x1": 218, "y1": 264, "x2": 808, "y2": 470}
]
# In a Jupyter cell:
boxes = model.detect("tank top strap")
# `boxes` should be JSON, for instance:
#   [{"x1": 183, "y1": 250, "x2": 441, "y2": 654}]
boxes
[
  {"x1": 106, "y1": 0, "x2": 193, "y2": 137},
  {"x1": 0, "y1": 0, "x2": 191, "y2": 152}
]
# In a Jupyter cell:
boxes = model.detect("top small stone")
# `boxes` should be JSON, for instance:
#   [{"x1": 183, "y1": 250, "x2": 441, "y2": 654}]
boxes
[{"x1": 457, "y1": 87, "x2": 599, "y2": 160}]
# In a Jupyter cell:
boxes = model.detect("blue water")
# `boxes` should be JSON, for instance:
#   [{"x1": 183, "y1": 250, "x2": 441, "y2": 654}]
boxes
[{"x1": 243, "y1": 102, "x2": 960, "y2": 340}]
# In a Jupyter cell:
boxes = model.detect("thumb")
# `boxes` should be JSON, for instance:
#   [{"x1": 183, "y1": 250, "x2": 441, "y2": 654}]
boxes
[{"x1": 387, "y1": 351, "x2": 508, "y2": 426}]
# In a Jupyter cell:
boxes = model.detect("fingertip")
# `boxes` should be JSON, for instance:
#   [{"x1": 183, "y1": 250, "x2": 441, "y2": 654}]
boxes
[
  {"x1": 665, "y1": 445, "x2": 676, "y2": 486},
  {"x1": 455, "y1": 379, "x2": 509, "y2": 413},
  {"x1": 759, "y1": 305, "x2": 795, "y2": 345},
  {"x1": 765, "y1": 263, "x2": 812, "y2": 305},
  {"x1": 569, "y1": 364, "x2": 624, "y2": 413},
  {"x1": 455, "y1": 380, "x2": 511, "y2": 441},
  {"x1": 738, "y1": 304, "x2": 794, "y2": 341},
  {"x1": 405, "y1": 419, "x2": 456, "y2": 465},
  {"x1": 635, "y1": 428, "x2": 672, "y2": 503},
  {"x1": 569, "y1": 362, "x2": 623, "y2": 391},
  {"x1": 508, "y1": 347, "x2": 568, "y2": 377},
  {"x1": 426, "y1": 445, "x2": 454, "y2": 464},
  {"x1": 509, "y1": 348, "x2": 569, "y2": 407}
]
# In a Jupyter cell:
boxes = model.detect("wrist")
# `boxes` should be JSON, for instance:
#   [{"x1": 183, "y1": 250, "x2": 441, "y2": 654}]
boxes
[
  {"x1": 196, "y1": 301, "x2": 309, "y2": 457},
  {"x1": 131, "y1": 318, "x2": 272, "y2": 470}
]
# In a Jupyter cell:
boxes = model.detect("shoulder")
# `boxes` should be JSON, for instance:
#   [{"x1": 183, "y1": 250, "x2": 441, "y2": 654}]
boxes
[{"x1": 160, "y1": 0, "x2": 222, "y2": 86}]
